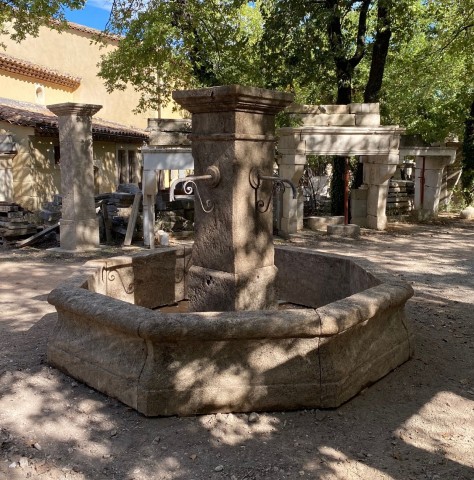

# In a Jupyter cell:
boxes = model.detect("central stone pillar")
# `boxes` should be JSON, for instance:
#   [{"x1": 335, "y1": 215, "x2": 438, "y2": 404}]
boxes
[
  {"x1": 173, "y1": 85, "x2": 293, "y2": 312},
  {"x1": 47, "y1": 103, "x2": 102, "y2": 251}
]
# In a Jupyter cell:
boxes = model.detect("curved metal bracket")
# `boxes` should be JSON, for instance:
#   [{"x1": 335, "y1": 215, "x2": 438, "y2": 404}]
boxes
[
  {"x1": 169, "y1": 165, "x2": 220, "y2": 213},
  {"x1": 250, "y1": 167, "x2": 298, "y2": 213}
]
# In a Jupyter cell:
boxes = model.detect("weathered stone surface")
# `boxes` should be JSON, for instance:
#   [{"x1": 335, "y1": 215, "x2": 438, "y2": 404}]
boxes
[
  {"x1": 48, "y1": 245, "x2": 413, "y2": 416},
  {"x1": 319, "y1": 306, "x2": 414, "y2": 407},
  {"x1": 47, "y1": 103, "x2": 101, "y2": 251},
  {"x1": 305, "y1": 216, "x2": 344, "y2": 231},
  {"x1": 460, "y1": 206, "x2": 474, "y2": 219},
  {"x1": 355, "y1": 113, "x2": 381, "y2": 126},
  {"x1": 349, "y1": 103, "x2": 380, "y2": 114},
  {"x1": 187, "y1": 265, "x2": 278, "y2": 311},
  {"x1": 327, "y1": 224, "x2": 361, "y2": 238},
  {"x1": 172, "y1": 86, "x2": 293, "y2": 311},
  {"x1": 0, "y1": 153, "x2": 14, "y2": 202},
  {"x1": 275, "y1": 246, "x2": 380, "y2": 309}
]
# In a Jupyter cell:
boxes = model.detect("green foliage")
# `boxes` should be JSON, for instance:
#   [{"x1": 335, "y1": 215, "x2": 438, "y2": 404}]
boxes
[
  {"x1": 2, "y1": 0, "x2": 474, "y2": 156},
  {"x1": 99, "y1": 0, "x2": 263, "y2": 112},
  {"x1": 0, "y1": 0, "x2": 85, "y2": 43},
  {"x1": 381, "y1": 0, "x2": 474, "y2": 142}
]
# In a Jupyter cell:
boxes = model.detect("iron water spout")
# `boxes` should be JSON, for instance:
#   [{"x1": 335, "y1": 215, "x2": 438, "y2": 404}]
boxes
[
  {"x1": 249, "y1": 167, "x2": 298, "y2": 213},
  {"x1": 258, "y1": 173, "x2": 297, "y2": 200},
  {"x1": 169, "y1": 165, "x2": 220, "y2": 213}
]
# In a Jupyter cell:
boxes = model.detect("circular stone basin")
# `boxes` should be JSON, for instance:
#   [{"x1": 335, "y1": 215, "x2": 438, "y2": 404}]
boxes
[{"x1": 48, "y1": 245, "x2": 414, "y2": 416}]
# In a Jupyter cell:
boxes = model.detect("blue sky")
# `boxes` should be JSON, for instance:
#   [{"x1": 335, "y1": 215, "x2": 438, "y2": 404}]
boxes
[{"x1": 64, "y1": 0, "x2": 112, "y2": 30}]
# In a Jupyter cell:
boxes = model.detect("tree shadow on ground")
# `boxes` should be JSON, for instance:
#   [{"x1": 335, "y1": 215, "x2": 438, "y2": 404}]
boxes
[{"x1": 0, "y1": 221, "x2": 473, "y2": 480}]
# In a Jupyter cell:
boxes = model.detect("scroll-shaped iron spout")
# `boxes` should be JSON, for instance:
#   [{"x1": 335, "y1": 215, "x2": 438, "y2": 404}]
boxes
[
  {"x1": 250, "y1": 167, "x2": 298, "y2": 213},
  {"x1": 169, "y1": 165, "x2": 220, "y2": 213}
]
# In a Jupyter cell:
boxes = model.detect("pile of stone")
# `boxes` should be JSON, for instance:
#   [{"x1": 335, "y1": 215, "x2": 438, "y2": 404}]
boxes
[
  {"x1": 39, "y1": 194, "x2": 62, "y2": 225},
  {"x1": 108, "y1": 183, "x2": 140, "y2": 208},
  {"x1": 386, "y1": 180, "x2": 414, "y2": 215},
  {"x1": 0, "y1": 201, "x2": 36, "y2": 240},
  {"x1": 154, "y1": 196, "x2": 194, "y2": 236}
]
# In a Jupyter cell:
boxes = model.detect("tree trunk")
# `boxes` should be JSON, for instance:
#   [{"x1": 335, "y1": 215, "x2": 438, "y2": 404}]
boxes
[
  {"x1": 326, "y1": 0, "x2": 371, "y2": 104},
  {"x1": 462, "y1": 100, "x2": 474, "y2": 205},
  {"x1": 364, "y1": 3, "x2": 392, "y2": 103}
]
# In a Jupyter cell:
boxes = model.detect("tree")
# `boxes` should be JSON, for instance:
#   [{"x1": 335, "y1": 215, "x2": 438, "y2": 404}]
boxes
[
  {"x1": 379, "y1": 0, "x2": 473, "y2": 202},
  {"x1": 99, "y1": 0, "x2": 262, "y2": 112},
  {"x1": 0, "y1": 0, "x2": 85, "y2": 42}
]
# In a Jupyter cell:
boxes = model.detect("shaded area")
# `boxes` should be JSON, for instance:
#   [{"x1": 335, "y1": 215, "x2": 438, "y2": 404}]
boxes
[{"x1": 0, "y1": 216, "x2": 473, "y2": 479}]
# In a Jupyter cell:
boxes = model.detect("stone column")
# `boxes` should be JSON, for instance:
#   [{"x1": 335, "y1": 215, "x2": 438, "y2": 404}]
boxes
[
  {"x1": 414, "y1": 155, "x2": 454, "y2": 219},
  {"x1": 362, "y1": 155, "x2": 399, "y2": 230},
  {"x1": 278, "y1": 154, "x2": 306, "y2": 235},
  {"x1": 47, "y1": 103, "x2": 101, "y2": 251},
  {"x1": 173, "y1": 85, "x2": 293, "y2": 312}
]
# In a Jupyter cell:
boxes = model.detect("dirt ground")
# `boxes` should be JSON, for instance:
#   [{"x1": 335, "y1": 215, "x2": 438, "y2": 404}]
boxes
[{"x1": 0, "y1": 214, "x2": 473, "y2": 480}]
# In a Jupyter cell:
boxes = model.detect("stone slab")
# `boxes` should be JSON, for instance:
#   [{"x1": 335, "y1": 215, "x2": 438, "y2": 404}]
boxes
[
  {"x1": 305, "y1": 216, "x2": 344, "y2": 231},
  {"x1": 327, "y1": 224, "x2": 361, "y2": 238}
]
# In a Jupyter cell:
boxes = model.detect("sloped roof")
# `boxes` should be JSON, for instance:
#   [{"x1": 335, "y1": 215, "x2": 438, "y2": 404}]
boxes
[
  {"x1": 64, "y1": 21, "x2": 120, "y2": 42},
  {"x1": 0, "y1": 52, "x2": 81, "y2": 89},
  {"x1": 0, "y1": 98, "x2": 149, "y2": 144}
]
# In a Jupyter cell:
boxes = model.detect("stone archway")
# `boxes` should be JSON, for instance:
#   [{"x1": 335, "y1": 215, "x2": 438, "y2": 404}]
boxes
[{"x1": 277, "y1": 103, "x2": 404, "y2": 234}]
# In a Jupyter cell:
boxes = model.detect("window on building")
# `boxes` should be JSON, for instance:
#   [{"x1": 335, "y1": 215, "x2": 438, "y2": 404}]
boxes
[{"x1": 117, "y1": 148, "x2": 140, "y2": 185}]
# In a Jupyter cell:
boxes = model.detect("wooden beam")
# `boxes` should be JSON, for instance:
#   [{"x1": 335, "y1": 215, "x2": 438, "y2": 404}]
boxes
[
  {"x1": 123, "y1": 193, "x2": 142, "y2": 246},
  {"x1": 15, "y1": 223, "x2": 59, "y2": 248}
]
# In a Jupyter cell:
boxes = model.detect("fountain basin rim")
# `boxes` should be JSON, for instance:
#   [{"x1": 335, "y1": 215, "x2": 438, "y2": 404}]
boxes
[{"x1": 48, "y1": 247, "x2": 413, "y2": 341}]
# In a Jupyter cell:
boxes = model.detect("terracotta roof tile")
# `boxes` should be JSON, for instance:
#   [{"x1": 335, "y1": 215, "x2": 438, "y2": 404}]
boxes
[
  {"x1": 0, "y1": 98, "x2": 149, "y2": 143},
  {"x1": 0, "y1": 53, "x2": 81, "y2": 89}
]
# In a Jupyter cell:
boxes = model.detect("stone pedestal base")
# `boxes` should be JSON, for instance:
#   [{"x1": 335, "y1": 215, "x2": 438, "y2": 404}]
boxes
[
  {"x1": 60, "y1": 218, "x2": 100, "y2": 251},
  {"x1": 188, "y1": 265, "x2": 278, "y2": 312}
]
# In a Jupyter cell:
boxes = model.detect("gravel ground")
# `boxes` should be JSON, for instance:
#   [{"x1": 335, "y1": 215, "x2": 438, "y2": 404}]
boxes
[{"x1": 0, "y1": 214, "x2": 473, "y2": 480}]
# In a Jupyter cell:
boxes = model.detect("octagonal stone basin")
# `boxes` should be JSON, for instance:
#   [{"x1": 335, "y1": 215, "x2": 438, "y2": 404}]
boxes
[{"x1": 47, "y1": 246, "x2": 414, "y2": 416}]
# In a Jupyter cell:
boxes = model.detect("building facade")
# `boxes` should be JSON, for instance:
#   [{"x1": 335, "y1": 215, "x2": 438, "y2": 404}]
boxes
[{"x1": 0, "y1": 22, "x2": 178, "y2": 210}]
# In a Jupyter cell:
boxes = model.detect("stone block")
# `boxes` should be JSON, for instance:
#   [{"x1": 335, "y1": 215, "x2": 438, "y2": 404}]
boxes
[
  {"x1": 287, "y1": 104, "x2": 350, "y2": 115},
  {"x1": 367, "y1": 213, "x2": 387, "y2": 230},
  {"x1": 294, "y1": 114, "x2": 356, "y2": 127},
  {"x1": 355, "y1": 113, "x2": 381, "y2": 127},
  {"x1": 460, "y1": 206, "x2": 474, "y2": 219},
  {"x1": 280, "y1": 215, "x2": 298, "y2": 235},
  {"x1": 148, "y1": 131, "x2": 191, "y2": 147},
  {"x1": 351, "y1": 216, "x2": 368, "y2": 228},
  {"x1": 147, "y1": 118, "x2": 191, "y2": 133},
  {"x1": 327, "y1": 224, "x2": 361, "y2": 238},
  {"x1": 305, "y1": 216, "x2": 344, "y2": 231},
  {"x1": 349, "y1": 103, "x2": 380, "y2": 114}
]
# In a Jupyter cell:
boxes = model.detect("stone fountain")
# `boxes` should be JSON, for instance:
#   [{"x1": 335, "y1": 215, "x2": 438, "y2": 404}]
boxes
[{"x1": 48, "y1": 86, "x2": 414, "y2": 416}]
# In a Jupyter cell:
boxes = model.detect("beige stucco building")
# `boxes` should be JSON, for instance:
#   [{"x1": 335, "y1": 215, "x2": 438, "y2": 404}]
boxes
[{"x1": 0, "y1": 22, "x2": 178, "y2": 210}]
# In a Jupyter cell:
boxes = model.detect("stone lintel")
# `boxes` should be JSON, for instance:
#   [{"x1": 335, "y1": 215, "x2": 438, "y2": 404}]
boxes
[{"x1": 47, "y1": 102, "x2": 102, "y2": 117}]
